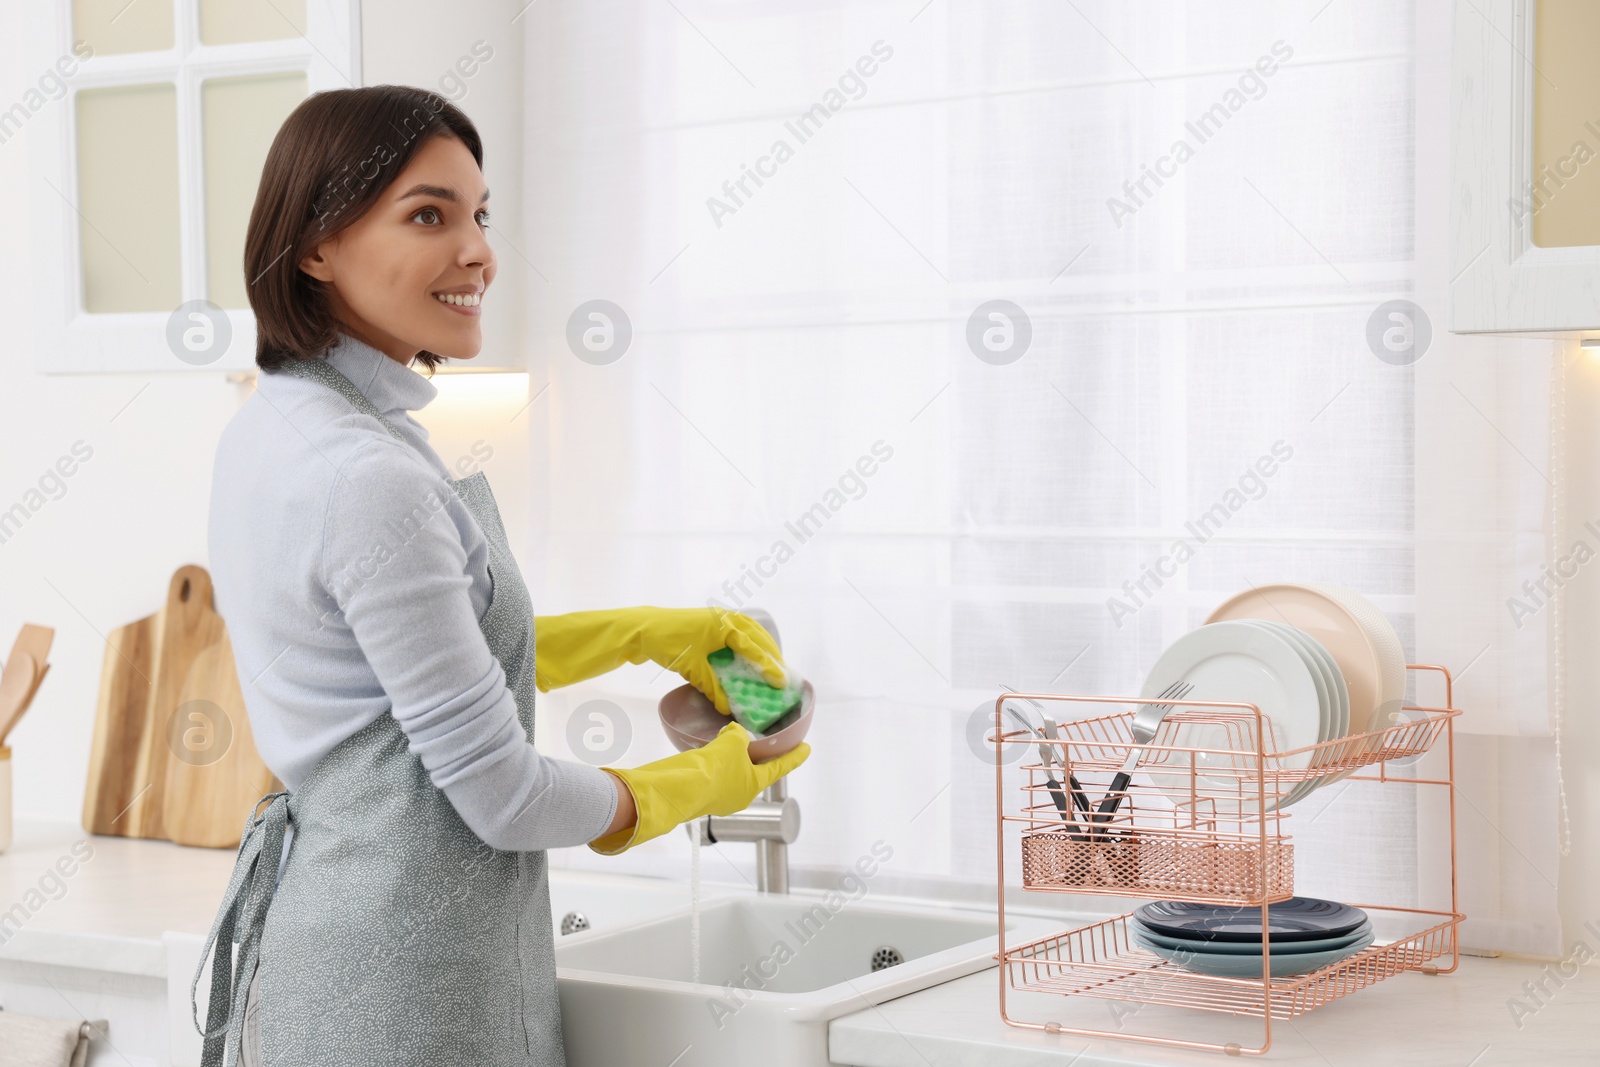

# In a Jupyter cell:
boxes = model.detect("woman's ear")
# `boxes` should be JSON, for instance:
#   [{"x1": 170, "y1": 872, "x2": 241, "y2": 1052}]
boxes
[{"x1": 298, "y1": 241, "x2": 336, "y2": 283}]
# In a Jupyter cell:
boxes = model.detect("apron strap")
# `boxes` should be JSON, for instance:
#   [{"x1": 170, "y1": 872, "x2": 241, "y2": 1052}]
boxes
[{"x1": 191, "y1": 790, "x2": 291, "y2": 1067}]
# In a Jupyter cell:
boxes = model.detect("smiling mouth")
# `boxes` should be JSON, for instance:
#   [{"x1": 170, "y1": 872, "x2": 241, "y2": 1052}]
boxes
[{"x1": 433, "y1": 291, "x2": 481, "y2": 307}]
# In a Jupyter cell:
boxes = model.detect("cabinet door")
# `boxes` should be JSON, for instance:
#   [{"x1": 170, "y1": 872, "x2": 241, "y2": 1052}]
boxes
[
  {"x1": 1452, "y1": 0, "x2": 1600, "y2": 332},
  {"x1": 28, "y1": 0, "x2": 358, "y2": 374}
]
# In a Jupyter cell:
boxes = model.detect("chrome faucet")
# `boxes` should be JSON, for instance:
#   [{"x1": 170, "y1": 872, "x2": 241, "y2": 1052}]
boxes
[
  {"x1": 685, "y1": 607, "x2": 801, "y2": 893},
  {"x1": 690, "y1": 779, "x2": 801, "y2": 893}
]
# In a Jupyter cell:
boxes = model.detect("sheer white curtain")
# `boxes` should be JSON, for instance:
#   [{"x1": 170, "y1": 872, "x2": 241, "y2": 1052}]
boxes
[
  {"x1": 1411, "y1": 0, "x2": 1562, "y2": 956},
  {"x1": 519, "y1": 0, "x2": 1561, "y2": 954}
]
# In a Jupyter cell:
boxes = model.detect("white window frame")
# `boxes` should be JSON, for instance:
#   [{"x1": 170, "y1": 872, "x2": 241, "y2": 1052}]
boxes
[
  {"x1": 1451, "y1": 0, "x2": 1600, "y2": 333},
  {"x1": 28, "y1": 0, "x2": 361, "y2": 374}
]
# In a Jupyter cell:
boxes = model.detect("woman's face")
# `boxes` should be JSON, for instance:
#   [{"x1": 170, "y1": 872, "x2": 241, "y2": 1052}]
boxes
[{"x1": 298, "y1": 133, "x2": 496, "y2": 364}]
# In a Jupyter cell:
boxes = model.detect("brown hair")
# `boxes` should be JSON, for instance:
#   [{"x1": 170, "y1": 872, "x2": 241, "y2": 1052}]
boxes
[{"x1": 244, "y1": 85, "x2": 484, "y2": 372}]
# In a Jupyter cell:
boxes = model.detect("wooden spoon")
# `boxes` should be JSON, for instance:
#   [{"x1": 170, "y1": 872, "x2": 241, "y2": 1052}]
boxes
[
  {"x1": 21, "y1": 661, "x2": 49, "y2": 716},
  {"x1": 15, "y1": 624, "x2": 53, "y2": 709},
  {"x1": 14, "y1": 624, "x2": 53, "y2": 671},
  {"x1": 0, "y1": 651, "x2": 38, "y2": 744}
]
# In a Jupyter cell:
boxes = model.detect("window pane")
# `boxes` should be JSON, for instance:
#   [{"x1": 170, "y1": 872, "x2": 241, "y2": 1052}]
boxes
[
  {"x1": 202, "y1": 73, "x2": 308, "y2": 308},
  {"x1": 76, "y1": 84, "x2": 182, "y2": 313},
  {"x1": 73, "y1": 0, "x2": 174, "y2": 55},
  {"x1": 200, "y1": 0, "x2": 306, "y2": 45}
]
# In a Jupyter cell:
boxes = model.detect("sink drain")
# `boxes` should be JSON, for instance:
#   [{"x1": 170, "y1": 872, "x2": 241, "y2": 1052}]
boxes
[
  {"x1": 560, "y1": 911, "x2": 590, "y2": 936},
  {"x1": 870, "y1": 945, "x2": 904, "y2": 971}
]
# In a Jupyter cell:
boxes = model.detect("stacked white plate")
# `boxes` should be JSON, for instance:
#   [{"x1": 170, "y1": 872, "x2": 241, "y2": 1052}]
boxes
[
  {"x1": 1207, "y1": 583, "x2": 1407, "y2": 789},
  {"x1": 1138, "y1": 583, "x2": 1405, "y2": 814}
]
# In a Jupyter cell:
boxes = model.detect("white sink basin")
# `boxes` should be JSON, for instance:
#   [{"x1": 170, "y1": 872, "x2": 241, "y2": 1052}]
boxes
[
  {"x1": 546, "y1": 866, "x2": 738, "y2": 940},
  {"x1": 555, "y1": 893, "x2": 1050, "y2": 1067}
]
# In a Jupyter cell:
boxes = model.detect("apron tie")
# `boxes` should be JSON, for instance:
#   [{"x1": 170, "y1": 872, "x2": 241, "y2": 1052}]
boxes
[{"x1": 191, "y1": 790, "x2": 290, "y2": 1067}]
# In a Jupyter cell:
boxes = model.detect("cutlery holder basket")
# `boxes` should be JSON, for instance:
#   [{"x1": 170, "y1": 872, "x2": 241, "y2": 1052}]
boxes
[
  {"x1": 1020, "y1": 828, "x2": 1293, "y2": 902},
  {"x1": 1007, "y1": 699, "x2": 1300, "y2": 904}
]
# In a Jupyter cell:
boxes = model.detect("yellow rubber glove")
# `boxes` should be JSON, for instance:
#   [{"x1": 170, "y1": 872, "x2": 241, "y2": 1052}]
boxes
[
  {"x1": 589, "y1": 720, "x2": 810, "y2": 855},
  {"x1": 533, "y1": 607, "x2": 788, "y2": 716}
]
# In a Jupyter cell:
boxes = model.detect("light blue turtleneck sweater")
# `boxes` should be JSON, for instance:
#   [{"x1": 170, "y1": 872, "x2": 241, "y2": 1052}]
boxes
[{"x1": 207, "y1": 332, "x2": 618, "y2": 877}]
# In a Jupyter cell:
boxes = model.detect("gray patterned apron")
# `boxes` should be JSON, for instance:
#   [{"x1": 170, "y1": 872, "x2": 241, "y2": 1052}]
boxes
[{"x1": 191, "y1": 355, "x2": 565, "y2": 1067}]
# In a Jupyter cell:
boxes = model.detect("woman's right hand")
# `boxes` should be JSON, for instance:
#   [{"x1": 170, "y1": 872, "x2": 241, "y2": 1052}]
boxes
[
  {"x1": 588, "y1": 721, "x2": 809, "y2": 855},
  {"x1": 535, "y1": 607, "x2": 788, "y2": 716}
]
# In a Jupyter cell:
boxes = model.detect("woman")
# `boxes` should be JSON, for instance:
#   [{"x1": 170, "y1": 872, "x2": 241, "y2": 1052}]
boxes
[{"x1": 191, "y1": 86, "x2": 809, "y2": 1067}]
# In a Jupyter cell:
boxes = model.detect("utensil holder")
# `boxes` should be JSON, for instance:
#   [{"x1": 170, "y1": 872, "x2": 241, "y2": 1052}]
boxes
[
  {"x1": 0, "y1": 745, "x2": 12, "y2": 853},
  {"x1": 1020, "y1": 828, "x2": 1294, "y2": 902}
]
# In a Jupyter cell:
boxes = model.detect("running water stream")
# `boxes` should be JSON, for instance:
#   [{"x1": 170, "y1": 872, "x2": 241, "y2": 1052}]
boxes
[{"x1": 689, "y1": 819, "x2": 702, "y2": 984}]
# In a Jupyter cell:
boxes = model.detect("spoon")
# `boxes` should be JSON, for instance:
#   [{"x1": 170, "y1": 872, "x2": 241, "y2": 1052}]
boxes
[{"x1": 0, "y1": 651, "x2": 38, "y2": 744}]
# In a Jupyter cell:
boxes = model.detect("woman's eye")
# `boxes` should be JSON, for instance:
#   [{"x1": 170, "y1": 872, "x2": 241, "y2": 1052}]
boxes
[{"x1": 410, "y1": 206, "x2": 490, "y2": 229}]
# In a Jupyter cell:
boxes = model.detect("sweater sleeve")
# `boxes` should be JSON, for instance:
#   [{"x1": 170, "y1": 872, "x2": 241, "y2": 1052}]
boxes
[{"x1": 318, "y1": 437, "x2": 619, "y2": 851}]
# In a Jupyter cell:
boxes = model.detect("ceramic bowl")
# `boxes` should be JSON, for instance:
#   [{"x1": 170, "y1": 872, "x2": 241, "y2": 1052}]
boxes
[{"x1": 658, "y1": 679, "x2": 814, "y2": 763}]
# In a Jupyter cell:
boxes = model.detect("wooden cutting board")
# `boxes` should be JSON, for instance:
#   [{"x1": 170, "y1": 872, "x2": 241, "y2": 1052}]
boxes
[
  {"x1": 83, "y1": 564, "x2": 282, "y2": 848},
  {"x1": 162, "y1": 635, "x2": 280, "y2": 847}
]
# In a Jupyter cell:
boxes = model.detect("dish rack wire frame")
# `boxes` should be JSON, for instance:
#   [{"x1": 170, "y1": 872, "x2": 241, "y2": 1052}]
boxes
[{"x1": 991, "y1": 663, "x2": 1463, "y2": 1057}]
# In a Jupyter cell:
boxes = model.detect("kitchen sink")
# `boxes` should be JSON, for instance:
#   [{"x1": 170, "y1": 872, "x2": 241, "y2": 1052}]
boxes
[
  {"x1": 555, "y1": 893, "x2": 1050, "y2": 1067},
  {"x1": 545, "y1": 865, "x2": 738, "y2": 940}
]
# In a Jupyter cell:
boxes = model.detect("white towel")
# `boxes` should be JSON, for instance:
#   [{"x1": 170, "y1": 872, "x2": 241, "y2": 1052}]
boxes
[{"x1": 0, "y1": 1009, "x2": 105, "y2": 1067}]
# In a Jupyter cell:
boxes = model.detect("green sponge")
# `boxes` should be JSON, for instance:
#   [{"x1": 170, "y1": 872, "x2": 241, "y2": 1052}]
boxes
[{"x1": 707, "y1": 646, "x2": 803, "y2": 734}]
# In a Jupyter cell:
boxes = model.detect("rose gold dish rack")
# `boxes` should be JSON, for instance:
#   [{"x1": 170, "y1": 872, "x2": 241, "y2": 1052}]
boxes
[{"x1": 991, "y1": 664, "x2": 1463, "y2": 1056}]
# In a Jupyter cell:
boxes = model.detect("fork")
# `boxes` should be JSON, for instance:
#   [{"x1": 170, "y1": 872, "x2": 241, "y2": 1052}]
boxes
[{"x1": 1093, "y1": 680, "x2": 1194, "y2": 823}]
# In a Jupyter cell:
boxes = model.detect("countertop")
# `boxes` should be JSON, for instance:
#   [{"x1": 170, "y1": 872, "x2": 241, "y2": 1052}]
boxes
[
  {"x1": 827, "y1": 941, "x2": 1600, "y2": 1066},
  {"x1": 0, "y1": 820, "x2": 237, "y2": 978},
  {"x1": 3, "y1": 821, "x2": 1595, "y2": 1065},
  {"x1": 0, "y1": 819, "x2": 728, "y2": 978}
]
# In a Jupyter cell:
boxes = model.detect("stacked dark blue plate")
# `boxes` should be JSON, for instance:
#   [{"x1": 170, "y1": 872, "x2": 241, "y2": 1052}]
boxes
[{"x1": 1131, "y1": 897, "x2": 1374, "y2": 978}]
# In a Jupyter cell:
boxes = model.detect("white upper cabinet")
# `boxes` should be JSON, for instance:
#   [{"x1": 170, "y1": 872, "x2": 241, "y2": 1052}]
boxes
[
  {"x1": 1452, "y1": 0, "x2": 1600, "y2": 332},
  {"x1": 28, "y1": 0, "x2": 359, "y2": 373}
]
